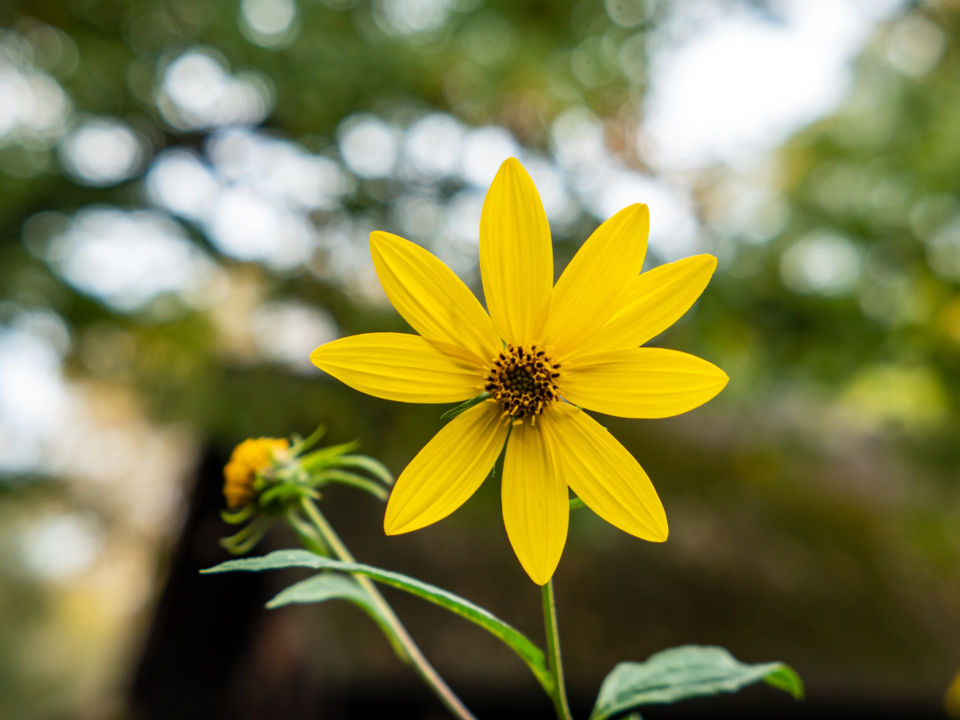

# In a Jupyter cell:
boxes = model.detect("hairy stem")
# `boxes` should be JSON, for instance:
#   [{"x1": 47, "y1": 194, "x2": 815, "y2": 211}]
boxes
[
  {"x1": 543, "y1": 579, "x2": 575, "y2": 720},
  {"x1": 300, "y1": 497, "x2": 476, "y2": 720}
]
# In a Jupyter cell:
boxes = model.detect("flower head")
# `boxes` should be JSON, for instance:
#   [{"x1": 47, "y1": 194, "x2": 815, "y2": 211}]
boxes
[
  {"x1": 219, "y1": 428, "x2": 394, "y2": 555},
  {"x1": 223, "y1": 437, "x2": 290, "y2": 510},
  {"x1": 311, "y1": 158, "x2": 728, "y2": 584}
]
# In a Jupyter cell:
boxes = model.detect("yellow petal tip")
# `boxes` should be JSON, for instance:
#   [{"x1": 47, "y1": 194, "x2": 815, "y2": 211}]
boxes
[
  {"x1": 715, "y1": 371, "x2": 731, "y2": 391},
  {"x1": 383, "y1": 515, "x2": 406, "y2": 536},
  {"x1": 698, "y1": 253, "x2": 718, "y2": 272},
  {"x1": 620, "y1": 202, "x2": 650, "y2": 221},
  {"x1": 639, "y1": 521, "x2": 668, "y2": 543},
  {"x1": 368, "y1": 230, "x2": 393, "y2": 253},
  {"x1": 309, "y1": 343, "x2": 330, "y2": 369}
]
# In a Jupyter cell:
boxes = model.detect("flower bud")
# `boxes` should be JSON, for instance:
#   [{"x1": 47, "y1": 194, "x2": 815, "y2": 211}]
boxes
[{"x1": 222, "y1": 438, "x2": 290, "y2": 510}]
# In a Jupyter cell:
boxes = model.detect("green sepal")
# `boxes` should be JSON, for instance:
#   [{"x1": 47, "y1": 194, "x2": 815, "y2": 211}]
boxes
[
  {"x1": 569, "y1": 497, "x2": 586, "y2": 510},
  {"x1": 299, "y1": 440, "x2": 362, "y2": 472},
  {"x1": 202, "y1": 549, "x2": 554, "y2": 694},
  {"x1": 440, "y1": 392, "x2": 490, "y2": 421},
  {"x1": 258, "y1": 482, "x2": 317, "y2": 508},
  {"x1": 221, "y1": 505, "x2": 256, "y2": 525},
  {"x1": 218, "y1": 515, "x2": 273, "y2": 555},
  {"x1": 311, "y1": 469, "x2": 388, "y2": 500},
  {"x1": 589, "y1": 645, "x2": 804, "y2": 720},
  {"x1": 219, "y1": 515, "x2": 265, "y2": 547},
  {"x1": 285, "y1": 508, "x2": 331, "y2": 557},
  {"x1": 330, "y1": 455, "x2": 394, "y2": 486},
  {"x1": 266, "y1": 573, "x2": 409, "y2": 661},
  {"x1": 289, "y1": 424, "x2": 327, "y2": 456}
]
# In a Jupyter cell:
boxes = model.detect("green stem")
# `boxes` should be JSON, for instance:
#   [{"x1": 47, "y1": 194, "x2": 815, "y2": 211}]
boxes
[
  {"x1": 300, "y1": 498, "x2": 477, "y2": 720},
  {"x1": 542, "y1": 579, "x2": 575, "y2": 720}
]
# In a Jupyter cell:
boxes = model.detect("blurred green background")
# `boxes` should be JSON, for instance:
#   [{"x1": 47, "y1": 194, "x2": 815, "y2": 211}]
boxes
[{"x1": 2, "y1": 0, "x2": 960, "y2": 717}]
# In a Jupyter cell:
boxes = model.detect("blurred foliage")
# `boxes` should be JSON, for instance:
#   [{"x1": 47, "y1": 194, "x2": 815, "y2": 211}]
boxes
[{"x1": 0, "y1": 0, "x2": 647, "y2": 434}]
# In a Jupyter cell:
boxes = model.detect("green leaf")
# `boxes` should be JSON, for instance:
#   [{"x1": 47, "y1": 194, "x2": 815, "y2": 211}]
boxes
[
  {"x1": 331, "y1": 455, "x2": 394, "y2": 486},
  {"x1": 313, "y1": 468, "x2": 388, "y2": 500},
  {"x1": 267, "y1": 571, "x2": 367, "y2": 609},
  {"x1": 762, "y1": 664, "x2": 805, "y2": 698},
  {"x1": 590, "y1": 645, "x2": 803, "y2": 720},
  {"x1": 266, "y1": 572, "x2": 409, "y2": 661},
  {"x1": 440, "y1": 392, "x2": 490, "y2": 421},
  {"x1": 203, "y1": 550, "x2": 553, "y2": 694}
]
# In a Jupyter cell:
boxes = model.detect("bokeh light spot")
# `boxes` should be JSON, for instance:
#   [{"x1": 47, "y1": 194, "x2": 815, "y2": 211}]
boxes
[
  {"x1": 338, "y1": 115, "x2": 398, "y2": 179},
  {"x1": 46, "y1": 208, "x2": 215, "y2": 311},
  {"x1": 780, "y1": 231, "x2": 862, "y2": 296},
  {"x1": 239, "y1": 0, "x2": 300, "y2": 49},
  {"x1": 59, "y1": 118, "x2": 143, "y2": 187}
]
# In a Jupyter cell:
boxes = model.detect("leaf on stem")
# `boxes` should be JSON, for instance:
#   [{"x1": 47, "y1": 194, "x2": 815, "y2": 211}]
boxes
[
  {"x1": 589, "y1": 645, "x2": 803, "y2": 720},
  {"x1": 202, "y1": 550, "x2": 553, "y2": 693},
  {"x1": 266, "y1": 573, "x2": 409, "y2": 659}
]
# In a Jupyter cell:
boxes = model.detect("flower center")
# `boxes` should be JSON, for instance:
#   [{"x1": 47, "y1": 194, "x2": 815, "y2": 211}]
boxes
[{"x1": 484, "y1": 344, "x2": 560, "y2": 422}]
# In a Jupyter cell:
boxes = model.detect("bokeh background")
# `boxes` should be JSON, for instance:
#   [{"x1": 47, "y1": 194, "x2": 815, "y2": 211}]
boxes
[{"x1": 2, "y1": 0, "x2": 960, "y2": 717}]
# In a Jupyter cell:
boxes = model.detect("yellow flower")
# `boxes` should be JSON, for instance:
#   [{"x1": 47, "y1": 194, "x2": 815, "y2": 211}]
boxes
[
  {"x1": 223, "y1": 437, "x2": 290, "y2": 510},
  {"x1": 311, "y1": 158, "x2": 727, "y2": 584}
]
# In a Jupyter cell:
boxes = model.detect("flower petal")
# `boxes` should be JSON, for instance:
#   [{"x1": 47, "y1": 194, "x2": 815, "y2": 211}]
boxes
[
  {"x1": 479, "y1": 158, "x2": 553, "y2": 345},
  {"x1": 559, "y1": 348, "x2": 728, "y2": 419},
  {"x1": 542, "y1": 403, "x2": 667, "y2": 542},
  {"x1": 371, "y1": 231, "x2": 501, "y2": 366},
  {"x1": 582, "y1": 255, "x2": 718, "y2": 357},
  {"x1": 502, "y1": 421, "x2": 568, "y2": 585},
  {"x1": 311, "y1": 333, "x2": 482, "y2": 404},
  {"x1": 384, "y1": 401, "x2": 508, "y2": 534},
  {"x1": 542, "y1": 204, "x2": 649, "y2": 358}
]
